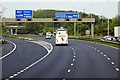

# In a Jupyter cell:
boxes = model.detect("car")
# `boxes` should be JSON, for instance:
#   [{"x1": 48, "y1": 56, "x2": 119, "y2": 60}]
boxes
[
  {"x1": 102, "y1": 36, "x2": 113, "y2": 41},
  {"x1": 116, "y1": 37, "x2": 120, "y2": 42},
  {"x1": 38, "y1": 33, "x2": 43, "y2": 36},
  {"x1": 45, "y1": 32, "x2": 52, "y2": 39}
]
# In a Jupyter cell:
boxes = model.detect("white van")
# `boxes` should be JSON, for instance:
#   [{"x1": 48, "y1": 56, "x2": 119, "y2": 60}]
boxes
[{"x1": 55, "y1": 27, "x2": 68, "y2": 45}]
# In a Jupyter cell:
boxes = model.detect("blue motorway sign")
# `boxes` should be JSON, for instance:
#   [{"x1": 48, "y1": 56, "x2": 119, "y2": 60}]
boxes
[
  {"x1": 55, "y1": 12, "x2": 78, "y2": 19},
  {"x1": 16, "y1": 10, "x2": 32, "y2": 19}
]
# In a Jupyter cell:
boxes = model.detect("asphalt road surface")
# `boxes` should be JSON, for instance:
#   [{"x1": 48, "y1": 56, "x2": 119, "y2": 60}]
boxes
[{"x1": 2, "y1": 37, "x2": 119, "y2": 80}]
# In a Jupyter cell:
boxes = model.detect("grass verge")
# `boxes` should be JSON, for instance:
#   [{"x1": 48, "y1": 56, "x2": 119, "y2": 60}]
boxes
[
  {"x1": 2, "y1": 34, "x2": 33, "y2": 41},
  {"x1": 0, "y1": 40, "x2": 8, "y2": 46}
]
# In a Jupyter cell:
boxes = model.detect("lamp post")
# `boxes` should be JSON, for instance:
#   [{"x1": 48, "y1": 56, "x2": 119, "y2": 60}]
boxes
[
  {"x1": 82, "y1": 8, "x2": 86, "y2": 18},
  {"x1": 90, "y1": 4, "x2": 94, "y2": 38},
  {"x1": 73, "y1": 7, "x2": 77, "y2": 36},
  {"x1": 107, "y1": 18, "x2": 110, "y2": 36}
]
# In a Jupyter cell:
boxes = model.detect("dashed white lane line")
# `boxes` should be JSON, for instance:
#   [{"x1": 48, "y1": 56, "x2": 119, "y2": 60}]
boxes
[
  {"x1": 101, "y1": 52, "x2": 103, "y2": 54},
  {"x1": 74, "y1": 56, "x2": 76, "y2": 58},
  {"x1": 73, "y1": 50, "x2": 75, "y2": 53},
  {"x1": 6, "y1": 41, "x2": 53, "y2": 79},
  {"x1": 74, "y1": 52, "x2": 76, "y2": 55},
  {"x1": 104, "y1": 54, "x2": 106, "y2": 57},
  {"x1": 0, "y1": 40, "x2": 17, "y2": 60},
  {"x1": 94, "y1": 48, "x2": 97, "y2": 50},
  {"x1": 107, "y1": 57, "x2": 110, "y2": 60},
  {"x1": 111, "y1": 62, "x2": 115, "y2": 65},
  {"x1": 67, "y1": 69, "x2": 71, "y2": 73},
  {"x1": 71, "y1": 63, "x2": 74, "y2": 66},
  {"x1": 71, "y1": 48, "x2": 74, "y2": 51},
  {"x1": 97, "y1": 50, "x2": 100, "y2": 52},
  {"x1": 82, "y1": 43, "x2": 119, "y2": 72},
  {"x1": 73, "y1": 59, "x2": 75, "y2": 61},
  {"x1": 116, "y1": 68, "x2": 119, "y2": 72}
]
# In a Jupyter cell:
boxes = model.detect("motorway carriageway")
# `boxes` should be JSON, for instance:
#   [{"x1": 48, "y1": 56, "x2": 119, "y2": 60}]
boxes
[{"x1": 1, "y1": 37, "x2": 119, "y2": 79}]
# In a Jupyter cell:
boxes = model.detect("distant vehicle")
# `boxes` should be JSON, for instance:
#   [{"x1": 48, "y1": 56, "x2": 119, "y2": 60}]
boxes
[
  {"x1": 114, "y1": 26, "x2": 120, "y2": 39},
  {"x1": 45, "y1": 32, "x2": 52, "y2": 39},
  {"x1": 116, "y1": 36, "x2": 120, "y2": 42},
  {"x1": 102, "y1": 36, "x2": 113, "y2": 41},
  {"x1": 38, "y1": 33, "x2": 43, "y2": 36},
  {"x1": 55, "y1": 27, "x2": 68, "y2": 45}
]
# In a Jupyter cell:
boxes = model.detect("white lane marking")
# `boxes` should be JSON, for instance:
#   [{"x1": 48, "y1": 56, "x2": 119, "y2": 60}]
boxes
[
  {"x1": 101, "y1": 52, "x2": 103, "y2": 54},
  {"x1": 74, "y1": 52, "x2": 76, "y2": 55},
  {"x1": 116, "y1": 68, "x2": 119, "y2": 72},
  {"x1": 107, "y1": 57, "x2": 110, "y2": 60},
  {"x1": 97, "y1": 50, "x2": 100, "y2": 52},
  {"x1": 73, "y1": 59, "x2": 75, "y2": 61},
  {"x1": 72, "y1": 48, "x2": 74, "y2": 51},
  {"x1": 94, "y1": 48, "x2": 97, "y2": 50},
  {"x1": 0, "y1": 40, "x2": 17, "y2": 60},
  {"x1": 104, "y1": 54, "x2": 106, "y2": 57},
  {"x1": 67, "y1": 69, "x2": 71, "y2": 73},
  {"x1": 63, "y1": 79, "x2": 65, "y2": 80},
  {"x1": 81, "y1": 40, "x2": 119, "y2": 50},
  {"x1": 92, "y1": 47, "x2": 94, "y2": 48},
  {"x1": 74, "y1": 56, "x2": 76, "y2": 58},
  {"x1": 9, "y1": 76, "x2": 14, "y2": 78},
  {"x1": 111, "y1": 62, "x2": 115, "y2": 65},
  {"x1": 13, "y1": 74, "x2": 17, "y2": 77},
  {"x1": 6, "y1": 41, "x2": 53, "y2": 79},
  {"x1": 71, "y1": 63, "x2": 73, "y2": 66},
  {"x1": 81, "y1": 41, "x2": 119, "y2": 73},
  {"x1": 73, "y1": 50, "x2": 75, "y2": 53}
]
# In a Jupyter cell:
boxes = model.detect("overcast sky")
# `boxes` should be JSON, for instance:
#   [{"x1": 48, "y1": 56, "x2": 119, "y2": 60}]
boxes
[{"x1": 0, "y1": 0, "x2": 120, "y2": 18}]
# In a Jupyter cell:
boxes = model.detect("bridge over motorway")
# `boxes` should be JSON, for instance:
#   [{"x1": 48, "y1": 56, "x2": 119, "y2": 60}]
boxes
[
  {"x1": 0, "y1": 18, "x2": 95, "y2": 22},
  {"x1": 1, "y1": 18, "x2": 95, "y2": 38}
]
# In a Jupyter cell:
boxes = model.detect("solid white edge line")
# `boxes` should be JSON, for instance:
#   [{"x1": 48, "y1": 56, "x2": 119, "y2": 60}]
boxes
[
  {"x1": 0, "y1": 40, "x2": 17, "y2": 60},
  {"x1": 6, "y1": 40, "x2": 53, "y2": 79}
]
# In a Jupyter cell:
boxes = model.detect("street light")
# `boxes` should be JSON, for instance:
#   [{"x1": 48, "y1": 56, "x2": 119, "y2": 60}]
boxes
[
  {"x1": 82, "y1": 8, "x2": 86, "y2": 18},
  {"x1": 107, "y1": 18, "x2": 110, "y2": 36},
  {"x1": 89, "y1": 3, "x2": 94, "y2": 39},
  {"x1": 73, "y1": 7, "x2": 77, "y2": 36}
]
